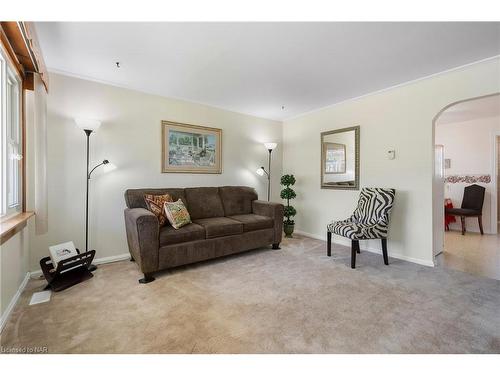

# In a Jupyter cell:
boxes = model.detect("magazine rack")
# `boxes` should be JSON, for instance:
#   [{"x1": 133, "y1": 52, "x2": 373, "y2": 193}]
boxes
[{"x1": 40, "y1": 249, "x2": 96, "y2": 292}]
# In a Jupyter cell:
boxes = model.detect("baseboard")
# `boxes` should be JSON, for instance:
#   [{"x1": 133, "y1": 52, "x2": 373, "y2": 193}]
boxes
[
  {"x1": 294, "y1": 229, "x2": 435, "y2": 267},
  {"x1": 0, "y1": 272, "x2": 30, "y2": 333},
  {"x1": 294, "y1": 229, "x2": 324, "y2": 241},
  {"x1": 30, "y1": 252, "x2": 131, "y2": 278},
  {"x1": 92, "y1": 253, "x2": 131, "y2": 266}
]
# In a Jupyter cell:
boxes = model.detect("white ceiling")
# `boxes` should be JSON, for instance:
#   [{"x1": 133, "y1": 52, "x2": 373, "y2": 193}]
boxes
[
  {"x1": 437, "y1": 94, "x2": 500, "y2": 125},
  {"x1": 35, "y1": 22, "x2": 500, "y2": 121}
]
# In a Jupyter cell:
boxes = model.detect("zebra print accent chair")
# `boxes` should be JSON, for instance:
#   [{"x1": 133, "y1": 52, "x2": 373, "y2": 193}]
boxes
[{"x1": 327, "y1": 188, "x2": 396, "y2": 269}]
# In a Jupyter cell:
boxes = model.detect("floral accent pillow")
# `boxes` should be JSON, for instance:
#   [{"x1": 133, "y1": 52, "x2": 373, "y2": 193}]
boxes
[
  {"x1": 164, "y1": 199, "x2": 192, "y2": 229},
  {"x1": 144, "y1": 194, "x2": 173, "y2": 226}
]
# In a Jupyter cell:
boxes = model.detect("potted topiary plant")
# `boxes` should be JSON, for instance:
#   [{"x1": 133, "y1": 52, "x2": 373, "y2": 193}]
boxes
[{"x1": 280, "y1": 174, "x2": 297, "y2": 238}]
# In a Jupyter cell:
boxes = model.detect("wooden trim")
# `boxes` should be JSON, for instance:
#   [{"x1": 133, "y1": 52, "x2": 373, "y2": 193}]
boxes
[
  {"x1": 0, "y1": 22, "x2": 34, "y2": 72},
  {"x1": 21, "y1": 80, "x2": 26, "y2": 212},
  {"x1": 0, "y1": 211, "x2": 34, "y2": 245},
  {"x1": 20, "y1": 22, "x2": 48, "y2": 92},
  {"x1": 0, "y1": 22, "x2": 48, "y2": 92},
  {"x1": 1, "y1": 21, "x2": 49, "y2": 213},
  {"x1": 0, "y1": 24, "x2": 25, "y2": 78}
]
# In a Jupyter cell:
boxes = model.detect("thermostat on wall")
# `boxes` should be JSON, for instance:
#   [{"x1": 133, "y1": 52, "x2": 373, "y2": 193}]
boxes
[{"x1": 387, "y1": 150, "x2": 396, "y2": 160}]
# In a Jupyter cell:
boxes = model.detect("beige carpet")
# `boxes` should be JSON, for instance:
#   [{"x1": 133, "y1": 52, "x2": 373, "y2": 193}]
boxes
[{"x1": 1, "y1": 235, "x2": 500, "y2": 353}]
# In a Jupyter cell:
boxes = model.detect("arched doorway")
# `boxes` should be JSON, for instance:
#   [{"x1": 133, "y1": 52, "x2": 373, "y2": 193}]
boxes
[{"x1": 432, "y1": 93, "x2": 500, "y2": 279}]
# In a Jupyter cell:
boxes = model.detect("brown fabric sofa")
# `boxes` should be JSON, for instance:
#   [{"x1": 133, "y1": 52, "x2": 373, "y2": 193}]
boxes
[{"x1": 124, "y1": 186, "x2": 284, "y2": 283}]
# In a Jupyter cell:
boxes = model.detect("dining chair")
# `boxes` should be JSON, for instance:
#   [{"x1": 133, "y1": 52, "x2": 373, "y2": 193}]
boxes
[{"x1": 444, "y1": 184, "x2": 486, "y2": 235}]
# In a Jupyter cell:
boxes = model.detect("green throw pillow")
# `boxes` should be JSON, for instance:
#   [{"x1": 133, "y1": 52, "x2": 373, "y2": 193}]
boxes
[{"x1": 164, "y1": 199, "x2": 192, "y2": 229}]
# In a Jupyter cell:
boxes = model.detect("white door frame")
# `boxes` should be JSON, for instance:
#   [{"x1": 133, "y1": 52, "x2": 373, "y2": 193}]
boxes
[
  {"x1": 492, "y1": 131, "x2": 500, "y2": 235},
  {"x1": 432, "y1": 93, "x2": 500, "y2": 261}
]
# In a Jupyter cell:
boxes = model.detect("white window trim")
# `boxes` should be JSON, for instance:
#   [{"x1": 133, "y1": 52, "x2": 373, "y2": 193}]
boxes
[{"x1": 0, "y1": 44, "x2": 23, "y2": 219}]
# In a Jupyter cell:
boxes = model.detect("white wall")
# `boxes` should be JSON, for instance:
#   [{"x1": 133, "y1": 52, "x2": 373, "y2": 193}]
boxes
[
  {"x1": 283, "y1": 57, "x2": 500, "y2": 266},
  {"x1": 28, "y1": 73, "x2": 283, "y2": 271},
  {"x1": 436, "y1": 115, "x2": 500, "y2": 233},
  {"x1": 0, "y1": 227, "x2": 30, "y2": 326}
]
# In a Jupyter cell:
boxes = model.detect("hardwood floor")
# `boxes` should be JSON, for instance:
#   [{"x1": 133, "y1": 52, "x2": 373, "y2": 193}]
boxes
[{"x1": 435, "y1": 229, "x2": 500, "y2": 280}]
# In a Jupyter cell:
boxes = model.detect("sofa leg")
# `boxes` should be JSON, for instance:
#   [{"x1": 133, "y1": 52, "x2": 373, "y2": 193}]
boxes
[
  {"x1": 139, "y1": 273, "x2": 155, "y2": 284},
  {"x1": 130, "y1": 256, "x2": 135, "y2": 262},
  {"x1": 327, "y1": 232, "x2": 332, "y2": 257},
  {"x1": 272, "y1": 243, "x2": 281, "y2": 250},
  {"x1": 381, "y1": 239, "x2": 389, "y2": 265},
  {"x1": 351, "y1": 240, "x2": 357, "y2": 269}
]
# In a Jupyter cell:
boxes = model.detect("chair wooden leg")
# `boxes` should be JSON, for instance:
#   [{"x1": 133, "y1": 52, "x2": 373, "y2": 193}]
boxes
[
  {"x1": 351, "y1": 240, "x2": 358, "y2": 269},
  {"x1": 381, "y1": 239, "x2": 389, "y2": 265},
  {"x1": 355, "y1": 240, "x2": 360, "y2": 254},
  {"x1": 327, "y1": 232, "x2": 332, "y2": 257},
  {"x1": 478, "y1": 216, "x2": 484, "y2": 235},
  {"x1": 461, "y1": 216, "x2": 465, "y2": 235}
]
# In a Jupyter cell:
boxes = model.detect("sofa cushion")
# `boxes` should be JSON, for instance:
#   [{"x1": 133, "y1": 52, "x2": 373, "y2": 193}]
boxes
[
  {"x1": 125, "y1": 188, "x2": 186, "y2": 209},
  {"x1": 193, "y1": 217, "x2": 243, "y2": 239},
  {"x1": 228, "y1": 214, "x2": 274, "y2": 232},
  {"x1": 219, "y1": 186, "x2": 258, "y2": 216},
  {"x1": 160, "y1": 223, "x2": 205, "y2": 246},
  {"x1": 185, "y1": 187, "x2": 225, "y2": 219}
]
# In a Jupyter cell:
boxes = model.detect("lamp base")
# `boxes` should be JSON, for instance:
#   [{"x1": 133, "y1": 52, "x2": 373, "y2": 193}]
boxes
[{"x1": 88, "y1": 264, "x2": 98, "y2": 272}]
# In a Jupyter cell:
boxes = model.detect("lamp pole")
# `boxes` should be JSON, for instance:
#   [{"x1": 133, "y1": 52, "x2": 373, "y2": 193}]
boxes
[
  {"x1": 84, "y1": 129, "x2": 92, "y2": 255},
  {"x1": 76, "y1": 119, "x2": 109, "y2": 272},
  {"x1": 257, "y1": 143, "x2": 277, "y2": 202},
  {"x1": 81, "y1": 128, "x2": 109, "y2": 272},
  {"x1": 267, "y1": 148, "x2": 272, "y2": 201}
]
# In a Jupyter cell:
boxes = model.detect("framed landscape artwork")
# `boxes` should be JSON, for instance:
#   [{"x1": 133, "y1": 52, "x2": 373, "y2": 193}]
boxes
[{"x1": 161, "y1": 120, "x2": 222, "y2": 173}]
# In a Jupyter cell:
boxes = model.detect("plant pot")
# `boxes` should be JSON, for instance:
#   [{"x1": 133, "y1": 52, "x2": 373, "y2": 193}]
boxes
[{"x1": 284, "y1": 223, "x2": 295, "y2": 238}]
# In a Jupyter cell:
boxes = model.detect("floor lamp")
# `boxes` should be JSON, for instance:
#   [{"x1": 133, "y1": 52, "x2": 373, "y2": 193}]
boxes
[
  {"x1": 75, "y1": 118, "x2": 110, "y2": 272},
  {"x1": 256, "y1": 142, "x2": 277, "y2": 201}
]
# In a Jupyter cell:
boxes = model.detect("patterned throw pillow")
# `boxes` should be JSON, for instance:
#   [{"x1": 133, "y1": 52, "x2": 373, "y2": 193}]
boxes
[
  {"x1": 144, "y1": 194, "x2": 173, "y2": 226},
  {"x1": 164, "y1": 199, "x2": 192, "y2": 229}
]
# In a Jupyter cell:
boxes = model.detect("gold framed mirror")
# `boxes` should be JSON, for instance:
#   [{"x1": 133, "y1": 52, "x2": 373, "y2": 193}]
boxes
[{"x1": 321, "y1": 126, "x2": 360, "y2": 190}]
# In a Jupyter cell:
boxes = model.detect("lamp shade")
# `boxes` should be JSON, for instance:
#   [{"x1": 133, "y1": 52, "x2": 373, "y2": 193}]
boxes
[
  {"x1": 264, "y1": 142, "x2": 277, "y2": 151},
  {"x1": 75, "y1": 118, "x2": 102, "y2": 131},
  {"x1": 103, "y1": 162, "x2": 117, "y2": 173}
]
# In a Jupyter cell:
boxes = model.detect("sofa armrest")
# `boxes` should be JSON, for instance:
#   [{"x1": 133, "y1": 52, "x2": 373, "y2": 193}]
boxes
[
  {"x1": 124, "y1": 208, "x2": 159, "y2": 273},
  {"x1": 252, "y1": 200, "x2": 284, "y2": 244}
]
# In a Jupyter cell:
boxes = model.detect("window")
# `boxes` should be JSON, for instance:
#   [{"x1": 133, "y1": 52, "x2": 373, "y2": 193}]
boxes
[{"x1": 0, "y1": 45, "x2": 23, "y2": 218}]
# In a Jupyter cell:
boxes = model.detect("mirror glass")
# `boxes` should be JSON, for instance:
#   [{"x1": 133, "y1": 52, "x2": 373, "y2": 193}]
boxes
[{"x1": 321, "y1": 126, "x2": 360, "y2": 189}]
